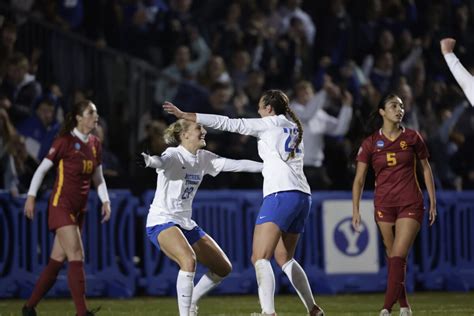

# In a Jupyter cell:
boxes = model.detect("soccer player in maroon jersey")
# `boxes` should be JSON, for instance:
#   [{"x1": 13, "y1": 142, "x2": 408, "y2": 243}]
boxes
[
  {"x1": 22, "y1": 100, "x2": 111, "y2": 316},
  {"x1": 352, "y1": 94, "x2": 437, "y2": 316}
]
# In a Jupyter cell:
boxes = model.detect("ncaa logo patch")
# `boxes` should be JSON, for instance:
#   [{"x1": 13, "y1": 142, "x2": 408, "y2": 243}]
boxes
[
  {"x1": 334, "y1": 218, "x2": 369, "y2": 256},
  {"x1": 75, "y1": 143, "x2": 81, "y2": 150},
  {"x1": 376, "y1": 140, "x2": 384, "y2": 148}
]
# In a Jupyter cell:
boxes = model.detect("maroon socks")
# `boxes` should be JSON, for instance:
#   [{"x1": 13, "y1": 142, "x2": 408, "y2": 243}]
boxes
[
  {"x1": 26, "y1": 258, "x2": 63, "y2": 308},
  {"x1": 383, "y1": 256, "x2": 406, "y2": 311},
  {"x1": 67, "y1": 261, "x2": 87, "y2": 316}
]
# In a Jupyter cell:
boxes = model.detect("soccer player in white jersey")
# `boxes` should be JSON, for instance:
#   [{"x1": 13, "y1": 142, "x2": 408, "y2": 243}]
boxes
[
  {"x1": 441, "y1": 38, "x2": 474, "y2": 106},
  {"x1": 163, "y1": 90, "x2": 325, "y2": 316},
  {"x1": 137, "y1": 119, "x2": 262, "y2": 316}
]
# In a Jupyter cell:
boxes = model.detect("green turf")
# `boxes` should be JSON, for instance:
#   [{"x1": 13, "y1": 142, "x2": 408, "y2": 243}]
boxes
[{"x1": 1, "y1": 292, "x2": 473, "y2": 315}]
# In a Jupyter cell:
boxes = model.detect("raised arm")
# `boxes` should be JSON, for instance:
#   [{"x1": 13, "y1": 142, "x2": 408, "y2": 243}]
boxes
[
  {"x1": 440, "y1": 38, "x2": 474, "y2": 106},
  {"x1": 92, "y1": 165, "x2": 111, "y2": 223},
  {"x1": 352, "y1": 161, "x2": 369, "y2": 232},
  {"x1": 24, "y1": 158, "x2": 54, "y2": 219}
]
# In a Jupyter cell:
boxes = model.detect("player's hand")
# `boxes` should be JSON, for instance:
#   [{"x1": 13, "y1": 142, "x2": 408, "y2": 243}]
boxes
[
  {"x1": 136, "y1": 152, "x2": 148, "y2": 168},
  {"x1": 429, "y1": 206, "x2": 437, "y2": 226},
  {"x1": 163, "y1": 101, "x2": 184, "y2": 119},
  {"x1": 24, "y1": 195, "x2": 36, "y2": 220},
  {"x1": 101, "y1": 201, "x2": 111, "y2": 223},
  {"x1": 352, "y1": 211, "x2": 361, "y2": 233},
  {"x1": 440, "y1": 38, "x2": 456, "y2": 55},
  {"x1": 137, "y1": 152, "x2": 153, "y2": 168}
]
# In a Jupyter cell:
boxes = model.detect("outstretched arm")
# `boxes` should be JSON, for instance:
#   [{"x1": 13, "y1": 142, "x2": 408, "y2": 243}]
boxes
[
  {"x1": 222, "y1": 158, "x2": 263, "y2": 173},
  {"x1": 163, "y1": 101, "x2": 197, "y2": 122},
  {"x1": 440, "y1": 38, "x2": 474, "y2": 106},
  {"x1": 164, "y1": 101, "x2": 269, "y2": 136}
]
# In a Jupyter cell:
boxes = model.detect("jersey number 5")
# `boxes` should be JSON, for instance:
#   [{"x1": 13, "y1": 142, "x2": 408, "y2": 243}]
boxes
[{"x1": 386, "y1": 152, "x2": 397, "y2": 166}]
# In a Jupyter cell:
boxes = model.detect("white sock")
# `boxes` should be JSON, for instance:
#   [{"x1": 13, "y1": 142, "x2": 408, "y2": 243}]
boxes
[
  {"x1": 176, "y1": 270, "x2": 195, "y2": 316},
  {"x1": 282, "y1": 258, "x2": 316, "y2": 312},
  {"x1": 191, "y1": 271, "x2": 224, "y2": 306},
  {"x1": 255, "y1": 259, "x2": 276, "y2": 314}
]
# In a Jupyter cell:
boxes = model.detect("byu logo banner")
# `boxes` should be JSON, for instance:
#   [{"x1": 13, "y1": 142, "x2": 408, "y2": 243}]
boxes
[{"x1": 323, "y1": 200, "x2": 379, "y2": 274}]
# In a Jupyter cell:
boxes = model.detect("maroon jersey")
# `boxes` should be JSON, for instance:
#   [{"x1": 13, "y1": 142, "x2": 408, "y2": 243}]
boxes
[
  {"x1": 357, "y1": 127, "x2": 429, "y2": 207},
  {"x1": 46, "y1": 133, "x2": 102, "y2": 212}
]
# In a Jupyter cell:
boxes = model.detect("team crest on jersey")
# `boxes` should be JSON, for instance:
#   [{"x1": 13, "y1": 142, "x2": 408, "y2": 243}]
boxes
[
  {"x1": 376, "y1": 140, "x2": 384, "y2": 148},
  {"x1": 74, "y1": 143, "x2": 81, "y2": 150},
  {"x1": 400, "y1": 140, "x2": 408, "y2": 150},
  {"x1": 92, "y1": 146, "x2": 97, "y2": 158}
]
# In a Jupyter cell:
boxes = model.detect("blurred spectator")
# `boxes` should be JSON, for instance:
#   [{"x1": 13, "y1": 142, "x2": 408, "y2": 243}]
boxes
[
  {"x1": 428, "y1": 101, "x2": 468, "y2": 190},
  {"x1": 1, "y1": 133, "x2": 38, "y2": 196},
  {"x1": 93, "y1": 120, "x2": 124, "y2": 188},
  {"x1": 0, "y1": 20, "x2": 17, "y2": 82},
  {"x1": 16, "y1": 95, "x2": 60, "y2": 162},
  {"x1": 210, "y1": 1, "x2": 244, "y2": 63},
  {"x1": 395, "y1": 77, "x2": 420, "y2": 131},
  {"x1": 0, "y1": 52, "x2": 42, "y2": 124},
  {"x1": 154, "y1": 38, "x2": 210, "y2": 104},
  {"x1": 133, "y1": 119, "x2": 168, "y2": 194},
  {"x1": 198, "y1": 54, "x2": 232, "y2": 89},
  {"x1": 290, "y1": 80, "x2": 353, "y2": 189},
  {"x1": 279, "y1": 0, "x2": 316, "y2": 46}
]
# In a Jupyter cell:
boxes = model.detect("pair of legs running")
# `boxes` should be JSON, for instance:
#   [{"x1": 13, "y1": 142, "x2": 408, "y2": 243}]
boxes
[
  {"x1": 24, "y1": 225, "x2": 94, "y2": 316},
  {"x1": 378, "y1": 218, "x2": 420, "y2": 315},
  {"x1": 158, "y1": 226, "x2": 232, "y2": 316},
  {"x1": 252, "y1": 222, "x2": 323, "y2": 316}
]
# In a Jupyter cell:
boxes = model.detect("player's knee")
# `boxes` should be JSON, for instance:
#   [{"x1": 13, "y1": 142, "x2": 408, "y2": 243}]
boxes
[
  {"x1": 274, "y1": 251, "x2": 291, "y2": 267},
  {"x1": 219, "y1": 261, "x2": 232, "y2": 277},
  {"x1": 179, "y1": 255, "x2": 197, "y2": 272}
]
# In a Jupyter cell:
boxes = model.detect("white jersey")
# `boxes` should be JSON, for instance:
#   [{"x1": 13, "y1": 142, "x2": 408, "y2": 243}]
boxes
[
  {"x1": 444, "y1": 52, "x2": 474, "y2": 106},
  {"x1": 146, "y1": 145, "x2": 262, "y2": 229},
  {"x1": 197, "y1": 113, "x2": 311, "y2": 197}
]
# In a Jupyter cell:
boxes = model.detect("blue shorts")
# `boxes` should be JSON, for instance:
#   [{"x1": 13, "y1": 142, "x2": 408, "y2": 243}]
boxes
[
  {"x1": 256, "y1": 190, "x2": 312, "y2": 233},
  {"x1": 146, "y1": 222, "x2": 206, "y2": 251}
]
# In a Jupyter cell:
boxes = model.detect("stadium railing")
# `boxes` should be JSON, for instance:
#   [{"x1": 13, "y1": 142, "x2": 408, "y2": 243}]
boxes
[{"x1": 1, "y1": 190, "x2": 473, "y2": 298}]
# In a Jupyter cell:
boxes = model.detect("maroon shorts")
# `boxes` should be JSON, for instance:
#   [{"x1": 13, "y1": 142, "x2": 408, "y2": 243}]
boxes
[
  {"x1": 374, "y1": 200, "x2": 425, "y2": 225},
  {"x1": 48, "y1": 205, "x2": 85, "y2": 231}
]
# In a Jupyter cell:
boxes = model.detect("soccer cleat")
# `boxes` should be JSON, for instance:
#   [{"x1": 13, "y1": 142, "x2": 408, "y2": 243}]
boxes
[
  {"x1": 77, "y1": 306, "x2": 101, "y2": 315},
  {"x1": 309, "y1": 304, "x2": 325, "y2": 316},
  {"x1": 189, "y1": 303, "x2": 199, "y2": 316},
  {"x1": 399, "y1": 307, "x2": 412, "y2": 316},
  {"x1": 379, "y1": 309, "x2": 391, "y2": 316},
  {"x1": 22, "y1": 305, "x2": 37, "y2": 316}
]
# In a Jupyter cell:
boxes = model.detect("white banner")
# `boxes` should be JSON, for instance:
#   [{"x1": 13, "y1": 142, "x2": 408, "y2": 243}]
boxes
[{"x1": 323, "y1": 200, "x2": 379, "y2": 274}]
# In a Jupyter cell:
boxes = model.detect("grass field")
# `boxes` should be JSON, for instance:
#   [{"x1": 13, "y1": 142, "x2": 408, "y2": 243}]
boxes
[{"x1": 1, "y1": 292, "x2": 473, "y2": 315}]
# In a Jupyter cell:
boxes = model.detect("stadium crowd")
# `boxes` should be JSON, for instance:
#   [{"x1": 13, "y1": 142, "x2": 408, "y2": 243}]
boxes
[{"x1": 1, "y1": 0, "x2": 474, "y2": 195}]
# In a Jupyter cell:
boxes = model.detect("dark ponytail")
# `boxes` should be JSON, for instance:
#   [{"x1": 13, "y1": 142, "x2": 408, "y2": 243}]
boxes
[
  {"x1": 261, "y1": 89, "x2": 303, "y2": 160},
  {"x1": 58, "y1": 100, "x2": 92, "y2": 136},
  {"x1": 351, "y1": 93, "x2": 399, "y2": 160}
]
